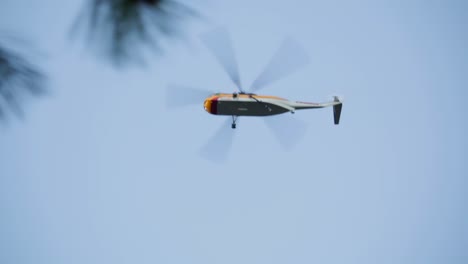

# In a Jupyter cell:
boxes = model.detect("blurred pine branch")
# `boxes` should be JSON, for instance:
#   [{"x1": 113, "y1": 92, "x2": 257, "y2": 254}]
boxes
[
  {"x1": 0, "y1": 44, "x2": 46, "y2": 120},
  {"x1": 0, "y1": 0, "x2": 197, "y2": 121},
  {"x1": 72, "y1": 0, "x2": 199, "y2": 66}
]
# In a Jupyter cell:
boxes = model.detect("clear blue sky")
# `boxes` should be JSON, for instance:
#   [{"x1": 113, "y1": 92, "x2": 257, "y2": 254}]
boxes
[{"x1": 1, "y1": 0, "x2": 467, "y2": 263}]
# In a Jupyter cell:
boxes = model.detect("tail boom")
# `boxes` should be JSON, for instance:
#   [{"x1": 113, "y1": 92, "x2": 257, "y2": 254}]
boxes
[{"x1": 289, "y1": 96, "x2": 343, "y2": 125}]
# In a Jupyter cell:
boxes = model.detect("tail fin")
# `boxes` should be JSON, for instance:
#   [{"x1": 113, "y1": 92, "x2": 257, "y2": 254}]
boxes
[{"x1": 333, "y1": 96, "x2": 342, "y2": 125}]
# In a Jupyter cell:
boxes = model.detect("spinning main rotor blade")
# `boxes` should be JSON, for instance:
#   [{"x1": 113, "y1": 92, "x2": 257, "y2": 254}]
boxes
[
  {"x1": 263, "y1": 115, "x2": 307, "y2": 150},
  {"x1": 199, "y1": 118, "x2": 235, "y2": 162},
  {"x1": 165, "y1": 84, "x2": 211, "y2": 109},
  {"x1": 250, "y1": 37, "x2": 310, "y2": 92},
  {"x1": 200, "y1": 27, "x2": 242, "y2": 91}
]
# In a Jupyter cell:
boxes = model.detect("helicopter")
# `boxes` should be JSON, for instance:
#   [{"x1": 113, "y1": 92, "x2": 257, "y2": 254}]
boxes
[
  {"x1": 167, "y1": 27, "x2": 343, "y2": 160},
  {"x1": 203, "y1": 92, "x2": 342, "y2": 129},
  {"x1": 168, "y1": 27, "x2": 343, "y2": 130}
]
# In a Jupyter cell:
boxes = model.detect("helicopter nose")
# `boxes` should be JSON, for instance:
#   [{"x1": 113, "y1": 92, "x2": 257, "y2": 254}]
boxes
[{"x1": 203, "y1": 97, "x2": 218, "y2": 114}]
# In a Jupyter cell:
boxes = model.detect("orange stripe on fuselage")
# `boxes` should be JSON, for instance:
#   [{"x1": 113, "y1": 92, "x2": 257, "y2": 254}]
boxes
[{"x1": 213, "y1": 93, "x2": 287, "y2": 100}]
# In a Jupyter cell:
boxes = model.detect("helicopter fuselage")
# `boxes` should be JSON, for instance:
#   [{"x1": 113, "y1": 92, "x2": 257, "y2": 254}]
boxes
[{"x1": 203, "y1": 93, "x2": 331, "y2": 117}]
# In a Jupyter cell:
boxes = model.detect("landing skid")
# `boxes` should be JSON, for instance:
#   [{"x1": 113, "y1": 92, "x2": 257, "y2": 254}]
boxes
[{"x1": 231, "y1": 115, "x2": 238, "y2": 129}]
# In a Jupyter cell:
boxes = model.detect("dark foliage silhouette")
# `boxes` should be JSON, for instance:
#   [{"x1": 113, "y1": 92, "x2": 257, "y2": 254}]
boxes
[
  {"x1": 72, "y1": 0, "x2": 198, "y2": 66},
  {"x1": 0, "y1": 0, "x2": 198, "y2": 122},
  {"x1": 0, "y1": 44, "x2": 46, "y2": 120}
]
